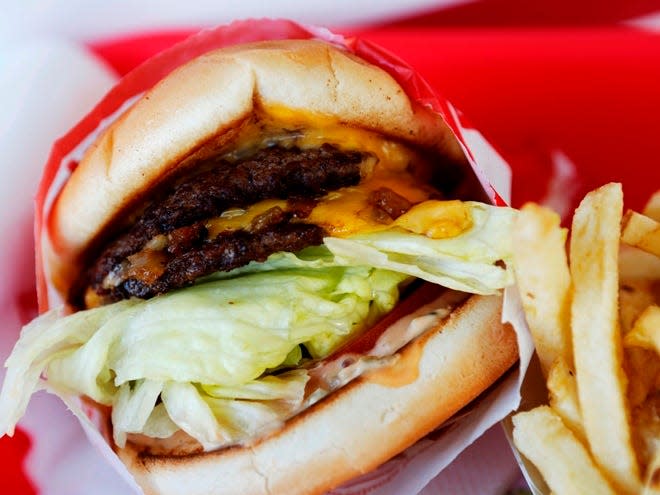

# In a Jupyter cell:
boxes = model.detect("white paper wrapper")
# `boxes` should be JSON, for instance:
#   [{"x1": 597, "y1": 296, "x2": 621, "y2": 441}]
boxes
[{"x1": 7, "y1": 19, "x2": 534, "y2": 495}]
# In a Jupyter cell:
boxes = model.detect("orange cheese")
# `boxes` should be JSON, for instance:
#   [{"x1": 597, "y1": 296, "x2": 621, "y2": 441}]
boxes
[
  {"x1": 189, "y1": 111, "x2": 473, "y2": 241},
  {"x1": 305, "y1": 171, "x2": 433, "y2": 237},
  {"x1": 203, "y1": 111, "x2": 440, "y2": 238},
  {"x1": 205, "y1": 200, "x2": 287, "y2": 238},
  {"x1": 394, "y1": 200, "x2": 473, "y2": 239}
]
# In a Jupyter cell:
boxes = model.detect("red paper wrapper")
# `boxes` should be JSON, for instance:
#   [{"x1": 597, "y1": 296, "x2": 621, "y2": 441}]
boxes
[{"x1": 31, "y1": 18, "x2": 532, "y2": 495}]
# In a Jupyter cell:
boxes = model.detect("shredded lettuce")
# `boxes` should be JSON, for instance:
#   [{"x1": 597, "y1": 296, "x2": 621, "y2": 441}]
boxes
[
  {"x1": 0, "y1": 200, "x2": 516, "y2": 450},
  {"x1": 140, "y1": 403, "x2": 179, "y2": 439},
  {"x1": 0, "y1": 299, "x2": 139, "y2": 435},
  {"x1": 0, "y1": 254, "x2": 406, "y2": 448},
  {"x1": 201, "y1": 369, "x2": 308, "y2": 401},
  {"x1": 325, "y1": 202, "x2": 517, "y2": 294},
  {"x1": 112, "y1": 379, "x2": 163, "y2": 447}
]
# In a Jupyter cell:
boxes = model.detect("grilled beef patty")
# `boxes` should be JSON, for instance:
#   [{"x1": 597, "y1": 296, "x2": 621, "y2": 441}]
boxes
[{"x1": 80, "y1": 144, "x2": 367, "y2": 306}]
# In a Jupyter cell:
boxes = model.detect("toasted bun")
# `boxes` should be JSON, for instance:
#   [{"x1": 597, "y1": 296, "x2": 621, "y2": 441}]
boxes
[
  {"x1": 46, "y1": 39, "x2": 466, "y2": 297},
  {"x1": 117, "y1": 294, "x2": 518, "y2": 495}
]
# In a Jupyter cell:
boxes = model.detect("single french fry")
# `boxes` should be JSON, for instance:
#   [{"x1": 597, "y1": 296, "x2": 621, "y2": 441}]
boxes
[
  {"x1": 625, "y1": 305, "x2": 660, "y2": 353},
  {"x1": 622, "y1": 210, "x2": 660, "y2": 258},
  {"x1": 512, "y1": 203, "x2": 572, "y2": 377},
  {"x1": 643, "y1": 190, "x2": 660, "y2": 222},
  {"x1": 512, "y1": 406, "x2": 617, "y2": 495},
  {"x1": 570, "y1": 183, "x2": 641, "y2": 494},
  {"x1": 547, "y1": 359, "x2": 585, "y2": 445},
  {"x1": 624, "y1": 306, "x2": 660, "y2": 408}
]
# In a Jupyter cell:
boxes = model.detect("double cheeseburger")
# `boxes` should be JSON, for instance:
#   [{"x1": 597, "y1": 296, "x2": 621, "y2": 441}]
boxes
[{"x1": 0, "y1": 39, "x2": 518, "y2": 494}]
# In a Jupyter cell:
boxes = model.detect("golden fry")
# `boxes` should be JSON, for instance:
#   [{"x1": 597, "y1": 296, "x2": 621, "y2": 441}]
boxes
[
  {"x1": 512, "y1": 203, "x2": 572, "y2": 377},
  {"x1": 624, "y1": 305, "x2": 660, "y2": 408},
  {"x1": 512, "y1": 406, "x2": 617, "y2": 495},
  {"x1": 622, "y1": 210, "x2": 660, "y2": 257},
  {"x1": 511, "y1": 185, "x2": 660, "y2": 495},
  {"x1": 625, "y1": 305, "x2": 660, "y2": 353},
  {"x1": 570, "y1": 182, "x2": 641, "y2": 493},
  {"x1": 546, "y1": 359, "x2": 585, "y2": 445},
  {"x1": 643, "y1": 190, "x2": 660, "y2": 222}
]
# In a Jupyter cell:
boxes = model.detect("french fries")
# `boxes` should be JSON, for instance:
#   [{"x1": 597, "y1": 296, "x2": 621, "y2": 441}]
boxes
[
  {"x1": 512, "y1": 204, "x2": 572, "y2": 377},
  {"x1": 570, "y1": 183, "x2": 641, "y2": 493},
  {"x1": 643, "y1": 190, "x2": 660, "y2": 222},
  {"x1": 625, "y1": 305, "x2": 660, "y2": 353},
  {"x1": 622, "y1": 210, "x2": 660, "y2": 257},
  {"x1": 512, "y1": 407, "x2": 617, "y2": 495},
  {"x1": 546, "y1": 359, "x2": 584, "y2": 445},
  {"x1": 625, "y1": 305, "x2": 660, "y2": 409},
  {"x1": 512, "y1": 183, "x2": 660, "y2": 495}
]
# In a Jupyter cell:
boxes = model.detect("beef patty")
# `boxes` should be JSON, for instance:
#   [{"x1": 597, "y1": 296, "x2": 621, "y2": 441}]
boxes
[{"x1": 79, "y1": 144, "x2": 367, "y2": 306}]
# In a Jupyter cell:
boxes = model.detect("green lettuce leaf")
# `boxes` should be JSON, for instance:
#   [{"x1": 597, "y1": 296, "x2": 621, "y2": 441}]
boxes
[
  {"x1": 0, "y1": 299, "x2": 139, "y2": 435},
  {"x1": 324, "y1": 202, "x2": 517, "y2": 294},
  {"x1": 0, "y1": 201, "x2": 516, "y2": 450},
  {"x1": 112, "y1": 379, "x2": 163, "y2": 447},
  {"x1": 0, "y1": 254, "x2": 406, "y2": 448}
]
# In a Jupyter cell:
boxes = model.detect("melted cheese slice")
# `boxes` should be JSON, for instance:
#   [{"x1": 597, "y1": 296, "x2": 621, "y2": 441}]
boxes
[
  {"x1": 204, "y1": 168, "x2": 437, "y2": 238},
  {"x1": 206, "y1": 200, "x2": 288, "y2": 239},
  {"x1": 205, "y1": 115, "x2": 443, "y2": 238},
  {"x1": 305, "y1": 170, "x2": 431, "y2": 237}
]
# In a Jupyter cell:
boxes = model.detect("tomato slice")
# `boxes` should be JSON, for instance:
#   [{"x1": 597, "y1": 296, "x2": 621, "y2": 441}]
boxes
[{"x1": 328, "y1": 282, "x2": 448, "y2": 360}]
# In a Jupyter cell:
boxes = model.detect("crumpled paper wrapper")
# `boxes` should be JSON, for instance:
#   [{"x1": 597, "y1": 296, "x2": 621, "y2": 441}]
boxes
[{"x1": 30, "y1": 19, "x2": 534, "y2": 495}]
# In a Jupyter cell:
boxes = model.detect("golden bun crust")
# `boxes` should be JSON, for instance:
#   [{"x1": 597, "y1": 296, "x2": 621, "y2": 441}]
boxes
[
  {"x1": 117, "y1": 294, "x2": 518, "y2": 495},
  {"x1": 46, "y1": 39, "x2": 464, "y2": 297}
]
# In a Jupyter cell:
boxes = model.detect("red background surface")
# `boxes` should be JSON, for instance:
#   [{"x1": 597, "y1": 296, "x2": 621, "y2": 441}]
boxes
[{"x1": 2, "y1": 5, "x2": 660, "y2": 493}]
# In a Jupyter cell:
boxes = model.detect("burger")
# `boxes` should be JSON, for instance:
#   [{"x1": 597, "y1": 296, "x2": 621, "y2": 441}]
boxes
[{"x1": 0, "y1": 39, "x2": 518, "y2": 494}]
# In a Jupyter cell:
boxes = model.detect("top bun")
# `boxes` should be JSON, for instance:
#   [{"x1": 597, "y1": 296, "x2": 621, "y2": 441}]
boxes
[{"x1": 46, "y1": 39, "x2": 466, "y2": 297}]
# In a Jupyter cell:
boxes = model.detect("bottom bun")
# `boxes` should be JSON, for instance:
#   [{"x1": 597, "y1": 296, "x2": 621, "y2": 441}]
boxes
[{"x1": 118, "y1": 294, "x2": 518, "y2": 495}]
